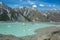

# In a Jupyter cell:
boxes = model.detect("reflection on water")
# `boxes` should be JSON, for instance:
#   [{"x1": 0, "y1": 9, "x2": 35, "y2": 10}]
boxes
[{"x1": 0, "y1": 22, "x2": 60, "y2": 37}]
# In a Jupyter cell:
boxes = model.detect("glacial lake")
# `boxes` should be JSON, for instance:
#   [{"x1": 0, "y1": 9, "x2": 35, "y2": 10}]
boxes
[{"x1": 0, "y1": 22, "x2": 60, "y2": 37}]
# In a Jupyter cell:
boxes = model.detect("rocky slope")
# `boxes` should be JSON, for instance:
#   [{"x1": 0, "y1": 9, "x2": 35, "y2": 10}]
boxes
[
  {"x1": 0, "y1": 2, "x2": 27, "y2": 22},
  {"x1": 0, "y1": 2, "x2": 48, "y2": 22},
  {"x1": 16, "y1": 6, "x2": 48, "y2": 22},
  {"x1": 21, "y1": 26, "x2": 60, "y2": 40},
  {"x1": 0, "y1": 34, "x2": 23, "y2": 40},
  {"x1": 0, "y1": 2, "x2": 60, "y2": 22},
  {"x1": 41, "y1": 10, "x2": 60, "y2": 22}
]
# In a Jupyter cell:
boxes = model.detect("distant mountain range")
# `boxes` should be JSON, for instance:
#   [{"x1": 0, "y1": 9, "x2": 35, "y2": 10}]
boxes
[{"x1": 0, "y1": 2, "x2": 60, "y2": 22}]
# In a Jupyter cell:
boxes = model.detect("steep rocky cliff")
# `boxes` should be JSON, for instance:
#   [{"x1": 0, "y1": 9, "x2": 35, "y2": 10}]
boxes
[
  {"x1": 0, "y1": 2, "x2": 27, "y2": 22},
  {"x1": 0, "y1": 2, "x2": 60, "y2": 22}
]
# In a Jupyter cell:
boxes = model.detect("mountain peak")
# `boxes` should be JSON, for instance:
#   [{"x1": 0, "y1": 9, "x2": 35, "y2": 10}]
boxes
[
  {"x1": 19, "y1": 6, "x2": 37, "y2": 9},
  {"x1": 50, "y1": 8, "x2": 58, "y2": 10}
]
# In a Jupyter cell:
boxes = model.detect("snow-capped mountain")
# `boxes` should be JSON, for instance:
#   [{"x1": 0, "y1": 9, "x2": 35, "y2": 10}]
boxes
[
  {"x1": 16, "y1": 6, "x2": 49, "y2": 22},
  {"x1": 0, "y1": 2, "x2": 60, "y2": 22},
  {"x1": 0, "y1": 2, "x2": 27, "y2": 22}
]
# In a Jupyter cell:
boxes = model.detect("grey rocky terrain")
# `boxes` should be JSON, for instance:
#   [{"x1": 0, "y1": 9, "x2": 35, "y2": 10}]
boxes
[{"x1": 0, "y1": 2, "x2": 60, "y2": 22}]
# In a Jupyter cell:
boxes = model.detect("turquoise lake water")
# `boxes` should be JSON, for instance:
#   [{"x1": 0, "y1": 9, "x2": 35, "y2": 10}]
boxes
[{"x1": 0, "y1": 22, "x2": 60, "y2": 37}]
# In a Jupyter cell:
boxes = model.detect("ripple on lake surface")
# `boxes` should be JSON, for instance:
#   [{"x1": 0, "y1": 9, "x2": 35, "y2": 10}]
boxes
[{"x1": 0, "y1": 22, "x2": 60, "y2": 37}]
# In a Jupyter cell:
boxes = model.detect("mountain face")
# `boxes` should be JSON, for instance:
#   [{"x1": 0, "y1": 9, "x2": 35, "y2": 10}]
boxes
[
  {"x1": 16, "y1": 6, "x2": 48, "y2": 22},
  {"x1": 0, "y1": 2, "x2": 27, "y2": 22},
  {"x1": 0, "y1": 2, "x2": 60, "y2": 22},
  {"x1": 41, "y1": 10, "x2": 60, "y2": 22}
]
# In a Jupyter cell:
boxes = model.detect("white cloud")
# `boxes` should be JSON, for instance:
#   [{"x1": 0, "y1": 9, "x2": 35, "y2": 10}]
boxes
[
  {"x1": 48, "y1": 4, "x2": 56, "y2": 7},
  {"x1": 39, "y1": 4, "x2": 45, "y2": 7},
  {"x1": 32, "y1": 4, "x2": 37, "y2": 7},
  {"x1": 14, "y1": 4, "x2": 19, "y2": 7},
  {"x1": 53, "y1": 4, "x2": 56, "y2": 7},
  {"x1": 28, "y1": 0, "x2": 35, "y2": 4},
  {"x1": 0, "y1": 2, "x2": 2, "y2": 4},
  {"x1": 49, "y1": 4, "x2": 52, "y2": 7}
]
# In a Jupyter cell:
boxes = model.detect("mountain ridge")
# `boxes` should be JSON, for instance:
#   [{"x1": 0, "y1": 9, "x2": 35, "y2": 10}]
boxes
[{"x1": 0, "y1": 2, "x2": 60, "y2": 22}]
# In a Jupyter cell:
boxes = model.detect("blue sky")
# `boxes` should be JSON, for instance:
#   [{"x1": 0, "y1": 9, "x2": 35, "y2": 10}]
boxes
[{"x1": 0, "y1": 0, "x2": 60, "y2": 10}]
